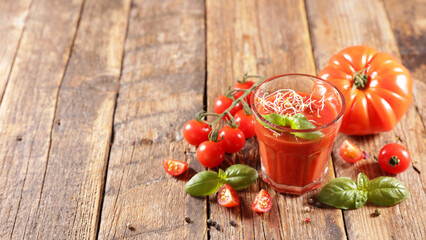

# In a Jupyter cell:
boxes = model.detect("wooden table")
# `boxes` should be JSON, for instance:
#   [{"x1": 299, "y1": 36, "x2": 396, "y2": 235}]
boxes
[{"x1": 1, "y1": 0, "x2": 425, "y2": 239}]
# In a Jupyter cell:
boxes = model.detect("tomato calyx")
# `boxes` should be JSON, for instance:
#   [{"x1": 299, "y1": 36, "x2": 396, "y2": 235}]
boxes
[
  {"x1": 352, "y1": 68, "x2": 369, "y2": 90},
  {"x1": 208, "y1": 129, "x2": 222, "y2": 142},
  {"x1": 237, "y1": 73, "x2": 249, "y2": 84},
  {"x1": 388, "y1": 156, "x2": 400, "y2": 167}
]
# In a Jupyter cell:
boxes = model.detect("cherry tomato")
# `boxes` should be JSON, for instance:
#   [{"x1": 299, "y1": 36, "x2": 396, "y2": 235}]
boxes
[
  {"x1": 196, "y1": 141, "x2": 225, "y2": 168},
  {"x1": 251, "y1": 189, "x2": 272, "y2": 213},
  {"x1": 234, "y1": 110, "x2": 256, "y2": 138},
  {"x1": 233, "y1": 81, "x2": 255, "y2": 105},
  {"x1": 339, "y1": 140, "x2": 364, "y2": 163},
  {"x1": 217, "y1": 183, "x2": 240, "y2": 207},
  {"x1": 219, "y1": 126, "x2": 245, "y2": 154},
  {"x1": 163, "y1": 159, "x2": 188, "y2": 176},
  {"x1": 214, "y1": 95, "x2": 242, "y2": 120},
  {"x1": 183, "y1": 119, "x2": 211, "y2": 146},
  {"x1": 378, "y1": 143, "x2": 411, "y2": 174}
]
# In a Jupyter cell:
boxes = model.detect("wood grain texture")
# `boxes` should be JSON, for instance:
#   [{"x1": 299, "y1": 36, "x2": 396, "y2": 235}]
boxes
[
  {"x1": 206, "y1": 0, "x2": 345, "y2": 239},
  {"x1": 25, "y1": 0, "x2": 131, "y2": 239},
  {"x1": 383, "y1": 0, "x2": 426, "y2": 188},
  {"x1": 97, "y1": 0, "x2": 207, "y2": 239},
  {"x1": 0, "y1": 0, "x2": 84, "y2": 239},
  {"x1": 0, "y1": 0, "x2": 32, "y2": 102},
  {"x1": 306, "y1": 0, "x2": 426, "y2": 239}
]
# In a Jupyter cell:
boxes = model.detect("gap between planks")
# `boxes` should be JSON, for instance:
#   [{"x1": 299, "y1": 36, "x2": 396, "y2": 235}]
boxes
[{"x1": 95, "y1": 0, "x2": 133, "y2": 239}]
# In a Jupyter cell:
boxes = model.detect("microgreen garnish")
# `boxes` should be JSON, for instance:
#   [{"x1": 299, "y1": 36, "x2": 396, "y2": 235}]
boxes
[{"x1": 258, "y1": 89, "x2": 325, "y2": 118}]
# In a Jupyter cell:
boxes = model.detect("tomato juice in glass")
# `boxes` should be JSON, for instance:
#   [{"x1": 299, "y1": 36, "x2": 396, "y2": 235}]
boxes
[{"x1": 251, "y1": 74, "x2": 345, "y2": 195}]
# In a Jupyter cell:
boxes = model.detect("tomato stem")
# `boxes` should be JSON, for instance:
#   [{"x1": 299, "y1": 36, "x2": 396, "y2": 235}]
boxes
[
  {"x1": 352, "y1": 68, "x2": 369, "y2": 90},
  {"x1": 388, "y1": 156, "x2": 400, "y2": 167},
  {"x1": 210, "y1": 75, "x2": 264, "y2": 128},
  {"x1": 208, "y1": 129, "x2": 221, "y2": 142},
  {"x1": 241, "y1": 100, "x2": 252, "y2": 115},
  {"x1": 236, "y1": 73, "x2": 249, "y2": 84},
  {"x1": 195, "y1": 110, "x2": 206, "y2": 122}
]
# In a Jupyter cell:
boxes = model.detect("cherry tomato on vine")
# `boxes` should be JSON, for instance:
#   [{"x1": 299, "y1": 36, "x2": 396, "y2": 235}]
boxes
[
  {"x1": 339, "y1": 140, "x2": 364, "y2": 163},
  {"x1": 214, "y1": 95, "x2": 242, "y2": 120},
  {"x1": 378, "y1": 143, "x2": 411, "y2": 174},
  {"x1": 183, "y1": 119, "x2": 211, "y2": 146},
  {"x1": 219, "y1": 126, "x2": 245, "y2": 154},
  {"x1": 163, "y1": 159, "x2": 188, "y2": 176},
  {"x1": 233, "y1": 81, "x2": 255, "y2": 105},
  {"x1": 217, "y1": 183, "x2": 240, "y2": 207},
  {"x1": 196, "y1": 141, "x2": 225, "y2": 168},
  {"x1": 251, "y1": 189, "x2": 272, "y2": 213},
  {"x1": 234, "y1": 110, "x2": 256, "y2": 138}
]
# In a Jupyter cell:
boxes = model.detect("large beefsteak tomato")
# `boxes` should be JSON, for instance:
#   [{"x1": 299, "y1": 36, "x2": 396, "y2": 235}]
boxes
[{"x1": 318, "y1": 46, "x2": 412, "y2": 135}]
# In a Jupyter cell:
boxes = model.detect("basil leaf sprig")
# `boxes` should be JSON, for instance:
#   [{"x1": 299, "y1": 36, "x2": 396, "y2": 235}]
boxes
[
  {"x1": 185, "y1": 164, "x2": 258, "y2": 197},
  {"x1": 260, "y1": 113, "x2": 323, "y2": 140},
  {"x1": 318, "y1": 173, "x2": 409, "y2": 209}
]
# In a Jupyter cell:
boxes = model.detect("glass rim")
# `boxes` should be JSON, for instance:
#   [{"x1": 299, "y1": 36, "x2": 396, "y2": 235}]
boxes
[{"x1": 251, "y1": 73, "x2": 346, "y2": 133}]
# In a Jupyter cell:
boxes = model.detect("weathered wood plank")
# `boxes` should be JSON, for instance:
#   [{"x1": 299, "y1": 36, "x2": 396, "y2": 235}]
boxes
[
  {"x1": 98, "y1": 0, "x2": 207, "y2": 239},
  {"x1": 0, "y1": 0, "x2": 84, "y2": 239},
  {"x1": 0, "y1": 0, "x2": 32, "y2": 102},
  {"x1": 206, "y1": 0, "x2": 345, "y2": 239},
  {"x1": 306, "y1": 0, "x2": 426, "y2": 239},
  {"x1": 383, "y1": 0, "x2": 426, "y2": 189},
  {"x1": 24, "y1": 0, "x2": 131, "y2": 239}
]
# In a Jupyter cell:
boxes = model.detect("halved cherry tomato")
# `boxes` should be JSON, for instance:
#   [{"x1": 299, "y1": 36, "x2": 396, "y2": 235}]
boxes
[
  {"x1": 233, "y1": 81, "x2": 255, "y2": 105},
  {"x1": 378, "y1": 143, "x2": 411, "y2": 174},
  {"x1": 219, "y1": 126, "x2": 245, "y2": 153},
  {"x1": 251, "y1": 189, "x2": 272, "y2": 213},
  {"x1": 214, "y1": 95, "x2": 242, "y2": 120},
  {"x1": 217, "y1": 183, "x2": 240, "y2": 207},
  {"x1": 183, "y1": 119, "x2": 211, "y2": 146},
  {"x1": 234, "y1": 110, "x2": 256, "y2": 138},
  {"x1": 163, "y1": 159, "x2": 188, "y2": 176},
  {"x1": 196, "y1": 141, "x2": 225, "y2": 168},
  {"x1": 339, "y1": 140, "x2": 364, "y2": 163}
]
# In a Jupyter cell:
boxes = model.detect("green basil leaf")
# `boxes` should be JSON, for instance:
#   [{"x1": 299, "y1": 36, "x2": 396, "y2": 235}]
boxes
[
  {"x1": 357, "y1": 172, "x2": 370, "y2": 191},
  {"x1": 261, "y1": 113, "x2": 323, "y2": 140},
  {"x1": 368, "y1": 176, "x2": 410, "y2": 206},
  {"x1": 289, "y1": 114, "x2": 323, "y2": 140},
  {"x1": 224, "y1": 164, "x2": 258, "y2": 190},
  {"x1": 262, "y1": 113, "x2": 290, "y2": 127},
  {"x1": 185, "y1": 171, "x2": 223, "y2": 197},
  {"x1": 218, "y1": 169, "x2": 226, "y2": 180},
  {"x1": 318, "y1": 177, "x2": 367, "y2": 209}
]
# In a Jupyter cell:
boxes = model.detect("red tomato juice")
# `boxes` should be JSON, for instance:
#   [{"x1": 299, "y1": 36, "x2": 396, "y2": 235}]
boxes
[{"x1": 254, "y1": 91, "x2": 339, "y2": 195}]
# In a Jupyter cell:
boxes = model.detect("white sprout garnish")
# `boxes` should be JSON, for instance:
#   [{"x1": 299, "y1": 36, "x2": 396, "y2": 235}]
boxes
[{"x1": 258, "y1": 89, "x2": 325, "y2": 120}]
